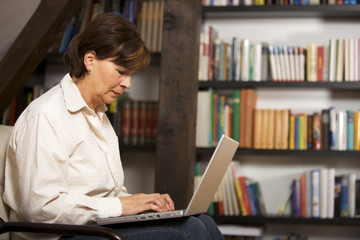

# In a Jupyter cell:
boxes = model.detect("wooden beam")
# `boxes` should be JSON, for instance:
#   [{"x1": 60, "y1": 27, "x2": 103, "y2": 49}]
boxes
[
  {"x1": 155, "y1": 0, "x2": 202, "y2": 209},
  {"x1": 0, "y1": 0, "x2": 85, "y2": 115}
]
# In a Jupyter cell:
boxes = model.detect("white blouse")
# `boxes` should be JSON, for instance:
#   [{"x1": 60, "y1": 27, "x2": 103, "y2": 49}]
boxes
[{"x1": 3, "y1": 74, "x2": 129, "y2": 239}]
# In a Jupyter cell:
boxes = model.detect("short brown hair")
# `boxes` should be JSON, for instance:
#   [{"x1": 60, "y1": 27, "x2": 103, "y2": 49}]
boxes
[{"x1": 63, "y1": 13, "x2": 150, "y2": 78}]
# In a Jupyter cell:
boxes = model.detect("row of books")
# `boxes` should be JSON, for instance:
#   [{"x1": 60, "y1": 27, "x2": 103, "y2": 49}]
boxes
[
  {"x1": 199, "y1": 31, "x2": 270, "y2": 82},
  {"x1": 56, "y1": 0, "x2": 163, "y2": 54},
  {"x1": 278, "y1": 168, "x2": 359, "y2": 219},
  {"x1": 138, "y1": 0, "x2": 164, "y2": 53},
  {"x1": 58, "y1": 0, "x2": 138, "y2": 53},
  {"x1": 1, "y1": 85, "x2": 44, "y2": 126},
  {"x1": 203, "y1": 0, "x2": 358, "y2": 5},
  {"x1": 199, "y1": 25, "x2": 360, "y2": 82},
  {"x1": 195, "y1": 161, "x2": 266, "y2": 217},
  {"x1": 196, "y1": 89, "x2": 257, "y2": 148},
  {"x1": 305, "y1": 39, "x2": 360, "y2": 82},
  {"x1": 107, "y1": 95, "x2": 158, "y2": 146},
  {"x1": 255, "y1": 108, "x2": 360, "y2": 151},
  {"x1": 196, "y1": 88, "x2": 360, "y2": 151}
]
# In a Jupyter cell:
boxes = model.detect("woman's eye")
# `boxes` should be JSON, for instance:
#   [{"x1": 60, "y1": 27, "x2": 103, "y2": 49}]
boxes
[{"x1": 117, "y1": 70, "x2": 126, "y2": 75}]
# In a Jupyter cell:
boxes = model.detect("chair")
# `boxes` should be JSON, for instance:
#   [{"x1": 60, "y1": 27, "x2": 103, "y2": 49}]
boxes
[{"x1": 0, "y1": 125, "x2": 125, "y2": 240}]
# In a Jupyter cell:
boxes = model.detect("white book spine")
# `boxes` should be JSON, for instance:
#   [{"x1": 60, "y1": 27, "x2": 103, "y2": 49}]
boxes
[
  {"x1": 269, "y1": 45, "x2": 278, "y2": 81},
  {"x1": 253, "y1": 43, "x2": 262, "y2": 82},
  {"x1": 279, "y1": 46, "x2": 287, "y2": 81},
  {"x1": 348, "y1": 173, "x2": 356, "y2": 218},
  {"x1": 329, "y1": 39, "x2": 337, "y2": 82},
  {"x1": 320, "y1": 168, "x2": 328, "y2": 219},
  {"x1": 336, "y1": 39, "x2": 344, "y2": 82},
  {"x1": 336, "y1": 110, "x2": 347, "y2": 151},
  {"x1": 289, "y1": 46, "x2": 296, "y2": 81},
  {"x1": 283, "y1": 45, "x2": 291, "y2": 81},
  {"x1": 241, "y1": 39, "x2": 250, "y2": 81},
  {"x1": 311, "y1": 170, "x2": 321, "y2": 218},
  {"x1": 327, "y1": 168, "x2": 335, "y2": 218}
]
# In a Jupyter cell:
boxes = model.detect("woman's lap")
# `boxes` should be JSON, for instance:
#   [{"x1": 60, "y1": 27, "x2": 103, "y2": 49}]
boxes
[{"x1": 61, "y1": 214, "x2": 223, "y2": 240}]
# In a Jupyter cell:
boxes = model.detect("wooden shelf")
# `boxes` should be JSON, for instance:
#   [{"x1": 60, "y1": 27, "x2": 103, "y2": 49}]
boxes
[
  {"x1": 203, "y1": 5, "x2": 360, "y2": 19},
  {"x1": 213, "y1": 215, "x2": 360, "y2": 226},
  {"x1": 197, "y1": 148, "x2": 360, "y2": 158},
  {"x1": 198, "y1": 81, "x2": 360, "y2": 90}
]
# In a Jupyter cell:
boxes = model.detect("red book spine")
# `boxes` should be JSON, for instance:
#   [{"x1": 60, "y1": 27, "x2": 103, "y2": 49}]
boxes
[
  {"x1": 317, "y1": 46, "x2": 323, "y2": 82},
  {"x1": 238, "y1": 176, "x2": 252, "y2": 216}
]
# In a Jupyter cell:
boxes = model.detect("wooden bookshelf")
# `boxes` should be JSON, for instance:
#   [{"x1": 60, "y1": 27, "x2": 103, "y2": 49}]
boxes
[
  {"x1": 199, "y1": 81, "x2": 360, "y2": 90},
  {"x1": 199, "y1": 3, "x2": 360, "y2": 239},
  {"x1": 213, "y1": 215, "x2": 360, "y2": 226},
  {"x1": 197, "y1": 148, "x2": 360, "y2": 158},
  {"x1": 203, "y1": 5, "x2": 360, "y2": 19}
]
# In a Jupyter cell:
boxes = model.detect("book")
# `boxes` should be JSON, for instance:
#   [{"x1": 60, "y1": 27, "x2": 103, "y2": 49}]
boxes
[
  {"x1": 274, "y1": 109, "x2": 282, "y2": 150},
  {"x1": 336, "y1": 110, "x2": 347, "y2": 151},
  {"x1": 355, "y1": 179, "x2": 360, "y2": 217},
  {"x1": 347, "y1": 110, "x2": 355, "y2": 151},
  {"x1": 230, "y1": 162, "x2": 248, "y2": 216},
  {"x1": 238, "y1": 176, "x2": 252, "y2": 216},
  {"x1": 311, "y1": 169, "x2": 321, "y2": 218},
  {"x1": 196, "y1": 91, "x2": 211, "y2": 147},
  {"x1": 241, "y1": 39, "x2": 250, "y2": 81},
  {"x1": 354, "y1": 111, "x2": 360, "y2": 150},
  {"x1": 261, "y1": 43, "x2": 269, "y2": 81},
  {"x1": 322, "y1": 45, "x2": 329, "y2": 82},
  {"x1": 320, "y1": 168, "x2": 328, "y2": 219},
  {"x1": 348, "y1": 173, "x2": 356, "y2": 218},
  {"x1": 253, "y1": 109, "x2": 262, "y2": 149},
  {"x1": 244, "y1": 89, "x2": 256, "y2": 148},
  {"x1": 281, "y1": 109, "x2": 290, "y2": 149},
  {"x1": 329, "y1": 107, "x2": 337, "y2": 150},
  {"x1": 232, "y1": 90, "x2": 241, "y2": 142},
  {"x1": 306, "y1": 44, "x2": 318, "y2": 82},
  {"x1": 327, "y1": 168, "x2": 335, "y2": 219},
  {"x1": 261, "y1": 109, "x2": 269, "y2": 149},
  {"x1": 307, "y1": 115, "x2": 313, "y2": 149},
  {"x1": 334, "y1": 176, "x2": 343, "y2": 217},
  {"x1": 253, "y1": 43, "x2": 262, "y2": 81},
  {"x1": 340, "y1": 174, "x2": 349, "y2": 217},
  {"x1": 321, "y1": 109, "x2": 330, "y2": 150},
  {"x1": 317, "y1": 45, "x2": 324, "y2": 81},
  {"x1": 269, "y1": 45, "x2": 279, "y2": 81},
  {"x1": 267, "y1": 109, "x2": 275, "y2": 149},
  {"x1": 336, "y1": 39, "x2": 345, "y2": 82},
  {"x1": 239, "y1": 89, "x2": 247, "y2": 148},
  {"x1": 328, "y1": 39, "x2": 337, "y2": 82}
]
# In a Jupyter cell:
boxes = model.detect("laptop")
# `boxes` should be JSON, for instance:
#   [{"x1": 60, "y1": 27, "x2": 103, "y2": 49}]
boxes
[{"x1": 94, "y1": 135, "x2": 239, "y2": 225}]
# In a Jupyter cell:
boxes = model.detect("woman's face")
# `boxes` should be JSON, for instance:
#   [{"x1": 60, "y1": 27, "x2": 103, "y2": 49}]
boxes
[{"x1": 84, "y1": 55, "x2": 133, "y2": 109}]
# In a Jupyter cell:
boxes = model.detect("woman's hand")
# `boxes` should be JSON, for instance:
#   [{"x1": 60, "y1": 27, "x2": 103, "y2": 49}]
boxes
[{"x1": 119, "y1": 193, "x2": 175, "y2": 216}]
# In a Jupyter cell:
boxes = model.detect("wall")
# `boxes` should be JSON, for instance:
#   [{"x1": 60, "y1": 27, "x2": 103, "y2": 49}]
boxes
[{"x1": 0, "y1": 0, "x2": 40, "y2": 60}]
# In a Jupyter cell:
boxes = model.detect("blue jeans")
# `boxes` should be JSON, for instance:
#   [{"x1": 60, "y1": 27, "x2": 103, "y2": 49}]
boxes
[{"x1": 61, "y1": 214, "x2": 223, "y2": 240}]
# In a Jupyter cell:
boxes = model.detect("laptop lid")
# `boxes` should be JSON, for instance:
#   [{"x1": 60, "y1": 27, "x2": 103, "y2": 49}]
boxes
[{"x1": 184, "y1": 135, "x2": 239, "y2": 216}]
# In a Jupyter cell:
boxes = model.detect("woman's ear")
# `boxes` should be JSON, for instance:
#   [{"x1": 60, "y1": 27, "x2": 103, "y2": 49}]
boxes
[{"x1": 83, "y1": 50, "x2": 96, "y2": 72}]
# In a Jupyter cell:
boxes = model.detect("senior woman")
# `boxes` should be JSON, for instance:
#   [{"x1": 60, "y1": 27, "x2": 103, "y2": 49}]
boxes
[{"x1": 3, "y1": 12, "x2": 224, "y2": 240}]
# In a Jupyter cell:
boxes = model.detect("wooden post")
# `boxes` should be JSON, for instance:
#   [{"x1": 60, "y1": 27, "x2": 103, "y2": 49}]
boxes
[
  {"x1": 155, "y1": 0, "x2": 202, "y2": 209},
  {"x1": 0, "y1": 0, "x2": 85, "y2": 115}
]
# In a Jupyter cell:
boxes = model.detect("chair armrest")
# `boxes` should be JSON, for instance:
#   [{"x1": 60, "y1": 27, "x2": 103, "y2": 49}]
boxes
[{"x1": 0, "y1": 218, "x2": 125, "y2": 240}]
